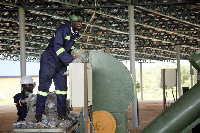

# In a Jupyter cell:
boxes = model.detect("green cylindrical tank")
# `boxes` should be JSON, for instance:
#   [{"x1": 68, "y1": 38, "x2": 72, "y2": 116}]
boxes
[{"x1": 80, "y1": 50, "x2": 135, "y2": 133}]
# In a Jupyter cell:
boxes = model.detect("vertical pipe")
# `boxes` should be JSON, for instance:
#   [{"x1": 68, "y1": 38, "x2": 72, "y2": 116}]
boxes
[
  {"x1": 19, "y1": 8, "x2": 26, "y2": 78},
  {"x1": 177, "y1": 45, "x2": 182, "y2": 97},
  {"x1": 128, "y1": 5, "x2": 139, "y2": 128},
  {"x1": 176, "y1": 69, "x2": 178, "y2": 100},
  {"x1": 190, "y1": 63, "x2": 194, "y2": 88},
  {"x1": 140, "y1": 63, "x2": 143, "y2": 100},
  {"x1": 162, "y1": 69, "x2": 166, "y2": 110},
  {"x1": 194, "y1": 69, "x2": 197, "y2": 84},
  {"x1": 84, "y1": 63, "x2": 88, "y2": 133},
  {"x1": 89, "y1": 105, "x2": 93, "y2": 133}
]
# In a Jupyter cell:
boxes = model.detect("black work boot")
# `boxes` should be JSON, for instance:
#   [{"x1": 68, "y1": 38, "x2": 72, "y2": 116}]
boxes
[
  {"x1": 58, "y1": 115, "x2": 72, "y2": 121},
  {"x1": 35, "y1": 115, "x2": 42, "y2": 123}
]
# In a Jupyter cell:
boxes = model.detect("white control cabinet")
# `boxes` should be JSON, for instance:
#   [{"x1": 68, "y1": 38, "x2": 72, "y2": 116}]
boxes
[
  {"x1": 161, "y1": 69, "x2": 177, "y2": 87},
  {"x1": 68, "y1": 63, "x2": 92, "y2": 107}
]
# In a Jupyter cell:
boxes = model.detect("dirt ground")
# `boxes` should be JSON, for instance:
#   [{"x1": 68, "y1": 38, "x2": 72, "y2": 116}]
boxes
[
  {"x1": 0, "y1": 100, "x2": 163, "y2": 133},
  {"x1": 128, "y1": 100, "x2": 163, "y2": 133}
]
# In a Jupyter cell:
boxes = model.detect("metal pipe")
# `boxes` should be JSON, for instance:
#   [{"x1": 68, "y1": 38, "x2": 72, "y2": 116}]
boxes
[
  {"x1": 177, "y1": 45, "x2": 182, "y2": 97},
  {"x1": 140, "y1": 63, "x2": 143, "y2": 100},
  {"x1": 84, "y1": 63, "x2": 88, "y2": 133},
  {"x1": 141, "y1": 82, "x2": 200, "y2": 133},
  {"x1": 19, "y1": 7, "x2": 26, "y2": 78},
  {"x1": 176, "y1": 69, "x2": 178, "y2": 100},
  {"x1": 162, "y1": 69, "x2": 166, "y2": 110},
  {"x1": 190, "y1": 63, "x2": 194, "y2": 88},
  {"x1": 128, "y1": 5, "x2": 139, "y2": 128}
]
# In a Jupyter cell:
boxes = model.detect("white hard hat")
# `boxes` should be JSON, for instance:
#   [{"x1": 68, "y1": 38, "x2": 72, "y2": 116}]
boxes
[{"x1": 20, "y1": 76, "x2": 34, "y2": 84}]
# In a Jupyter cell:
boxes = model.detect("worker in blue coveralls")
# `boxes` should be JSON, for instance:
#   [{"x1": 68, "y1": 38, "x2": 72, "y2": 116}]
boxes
[
  {"x1": 35, "y1": 11, "x2": 84, "y2": 122},
  {"x1": 14, "y1": 76, "x2": 35, "y2": 122}
]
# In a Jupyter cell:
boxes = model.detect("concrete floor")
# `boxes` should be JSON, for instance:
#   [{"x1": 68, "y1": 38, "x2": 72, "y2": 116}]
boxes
[{"x1": 0, "y1": 100, "x2": 164, "y2": 133}]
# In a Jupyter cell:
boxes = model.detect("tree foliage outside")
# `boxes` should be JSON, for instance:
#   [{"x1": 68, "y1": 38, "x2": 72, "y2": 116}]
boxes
[{"x1": 135, "y1": 62, "x2": 193, "y2": 100}]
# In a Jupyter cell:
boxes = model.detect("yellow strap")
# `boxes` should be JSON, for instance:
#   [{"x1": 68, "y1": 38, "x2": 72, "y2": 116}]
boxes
[
  {"x1": 55, "y1": 90, "x2": 67, "y2": 95},
  {"x1": 71, "y1": 46, "x2": 75, "y2": 50},
  {"x1": 65, "y1": 36, "x2": 70, "y2": 40},
  {"x1": 38, "y1": 91, "x2": 48, "y2": 96},
  {"x1": 56, "y1": 48, "x2": 65, "y2": 56}
]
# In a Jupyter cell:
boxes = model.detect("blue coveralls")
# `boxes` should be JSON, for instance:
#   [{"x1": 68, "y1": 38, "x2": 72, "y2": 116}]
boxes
[
  {"x1": 36, "y1": 22, "x2": 79, "y2": 116},
  {"x1": 14, "y1": 93, "x2": 28, "y2": 122}
]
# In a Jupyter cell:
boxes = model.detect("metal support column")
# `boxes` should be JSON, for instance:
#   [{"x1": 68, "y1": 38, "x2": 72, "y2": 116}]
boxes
[
  {"x1": 84, "y1": 63, "x2": 88, "y2": 133},
  {"x1": 190, "y1": 63, "x2": 194, "y2": 88},
  {"x1": 177, "y1": 45, "x2": 182, "y2": 97},
  {"x1": 162, "y1": 69, "x2": 166, "y2": 110},
  {"x1": 140, "y1": 63, "x2": 143, "y2": 100},
  {"x1": 128, "y1": 5, "x2": 139, "y2": 128},
  {"x1": 19, "y1": 8, "x2": 26, "y2": 78}
]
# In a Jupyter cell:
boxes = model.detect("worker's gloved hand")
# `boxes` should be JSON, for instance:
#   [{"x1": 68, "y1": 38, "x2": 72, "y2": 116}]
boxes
[
  {"x1": 20, "y1": 99, "x2": 25, "y2": 103},
  {"x1": 71, "y1": 48, "x2": 86, "y2": 58},
  {"x1": 71, "y1": 48, "x2": 89, "y2": 63}
]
